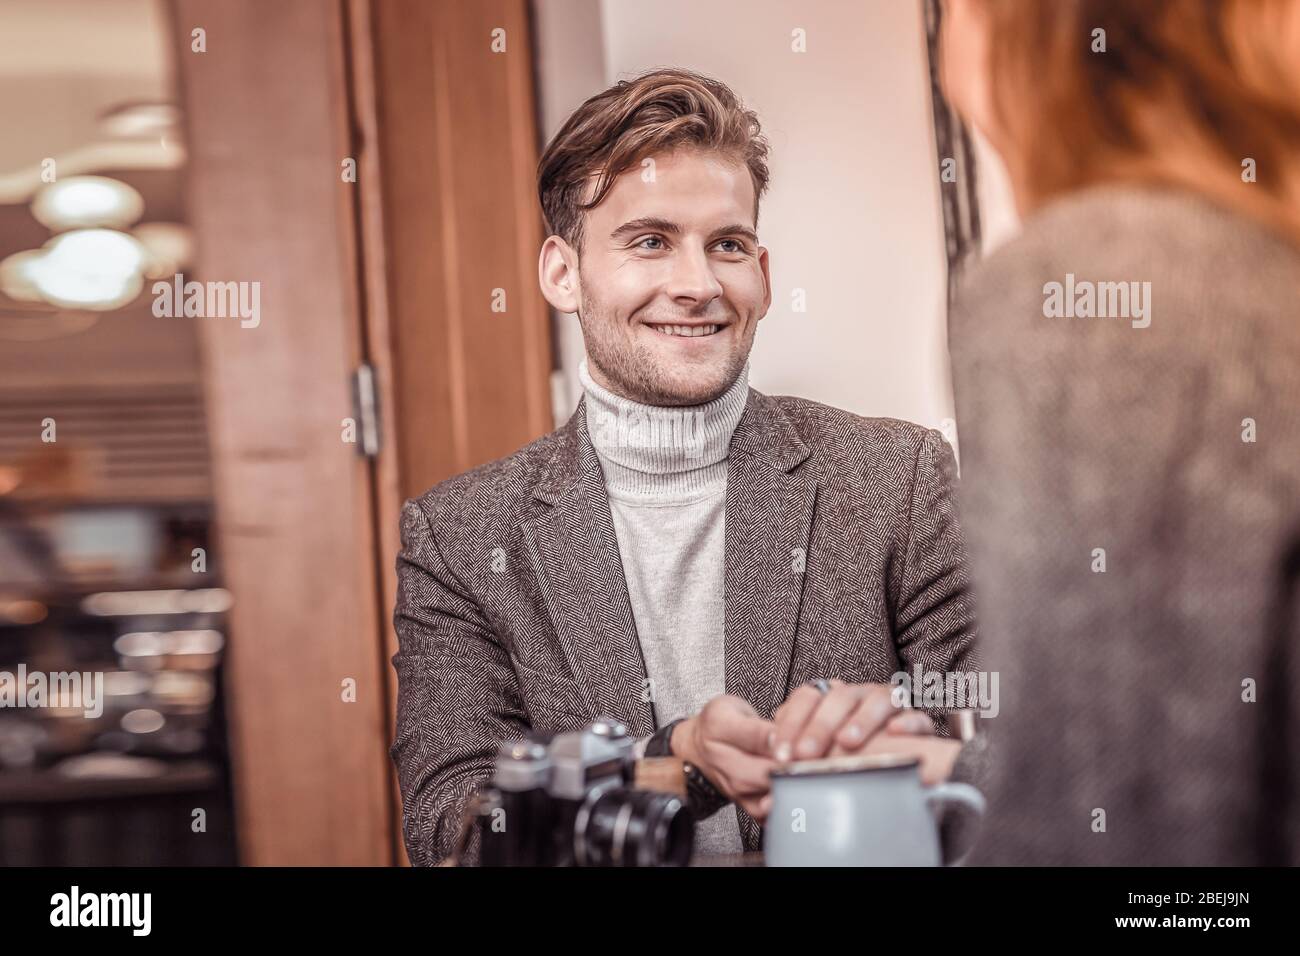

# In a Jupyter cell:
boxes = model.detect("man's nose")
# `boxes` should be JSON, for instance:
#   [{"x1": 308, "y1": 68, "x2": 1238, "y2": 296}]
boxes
[{"x1": 666, "y1": 244, "x2": 724, "y2": 306}]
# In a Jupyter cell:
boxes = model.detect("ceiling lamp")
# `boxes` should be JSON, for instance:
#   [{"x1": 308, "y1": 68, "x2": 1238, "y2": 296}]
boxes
[
  {"x1": 100, "y1": 102, "x2": 182, "y2": 141},
  {"x1": 0, "y1": 249, "x2": 47, "y2": 302},
  {"x1": 25, "y1": 228, "x2": 148, "y2": 311},
  {"x1": 31, "y1": 175, "x2": 145, "y2": 231},
  {"x1": 132, "y1": 222, "x2": 194, "y2": 278}
]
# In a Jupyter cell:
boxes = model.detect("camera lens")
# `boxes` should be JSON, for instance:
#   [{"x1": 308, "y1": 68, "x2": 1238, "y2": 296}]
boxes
[{"x1": 574, "y1": 787, "x2": 694, "y2": 866}]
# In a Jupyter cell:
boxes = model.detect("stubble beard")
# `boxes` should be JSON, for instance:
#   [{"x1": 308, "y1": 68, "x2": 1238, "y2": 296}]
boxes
[{"x1": 577, "y1": 288, "x2": 752, "y2": 407}]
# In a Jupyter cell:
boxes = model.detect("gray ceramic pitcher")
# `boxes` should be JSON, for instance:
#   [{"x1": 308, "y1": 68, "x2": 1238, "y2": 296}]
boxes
[{"x1": 765, "y1": 752, "x2": 985, "y2": 866}]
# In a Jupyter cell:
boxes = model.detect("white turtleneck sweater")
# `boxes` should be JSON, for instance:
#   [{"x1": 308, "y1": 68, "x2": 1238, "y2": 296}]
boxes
[{"x1": 578, "y1": 358, "x2": 749, "y2": 857}]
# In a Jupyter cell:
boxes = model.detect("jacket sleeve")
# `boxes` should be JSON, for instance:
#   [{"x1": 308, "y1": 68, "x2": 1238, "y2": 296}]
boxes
[
  {"x1": 888, "y1": 428, "x2": 981, "y2": 696},
  {"x1": 390, "y1": 498, "x2": 530, "y2": 866}
]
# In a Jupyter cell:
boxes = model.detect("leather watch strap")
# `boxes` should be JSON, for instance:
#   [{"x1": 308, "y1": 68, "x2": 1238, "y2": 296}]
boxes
[
  {"x1": 642, "y1": 718, "x2": 729, "y2": 819},
  {"x1": 643, "y1": 718, "x2": 684, "y2": 758},
  {"x1": 682, "y1": 760, "x2": 730, "y2": 820}
]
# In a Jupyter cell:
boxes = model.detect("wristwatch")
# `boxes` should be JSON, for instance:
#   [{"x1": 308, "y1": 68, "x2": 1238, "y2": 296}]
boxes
[{"x1": 644, "y1": 718, "x2": 730, "y2": 820}]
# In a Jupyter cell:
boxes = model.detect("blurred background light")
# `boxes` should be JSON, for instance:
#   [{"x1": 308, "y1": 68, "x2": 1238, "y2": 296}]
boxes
[
  {"x1": 26, "y1": 228, "x2": 147, "y2": 310},
  {"x1": 132, "y1": 221, "x2": 193, "y2": 278},
  {"x1": 121, "y1": 708, "x2": 166, "y2": 734},
  {"x1": 99, "y1": 101, "x2": 181, "y2": 141},
  {"x1": 170, "y1": 629, "x2": 224, "y2": 655},
  {"x1": 114, "y1": 629, "x2": 224, "y2": 660},
  {"x1": 103, "y1": 670, "x2": 153, "y2": 697},
  {"x1": 114, "y1": 630, "x2": 169, "y2": 659},
  {"x1": 83, "y1": 588, "x2": 234, "y2": 617},
  {"x1": 55, "y1": 753, "x2": 168, "y2": 780},
  {"x1": 31, "y1": 175, "x2": 144, "y2": 231},
  {"x1": 0, "y1": 598, "x2": 48, "y2": 625},
  {"x1": 0, "y1": 249, "x2": 47, "y2": 302}
]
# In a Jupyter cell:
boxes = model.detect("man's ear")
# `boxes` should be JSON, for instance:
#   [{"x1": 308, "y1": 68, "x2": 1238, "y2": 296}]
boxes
[
  {"x1": 538, "y1": 235, "x2": 580, "y2": 314},
  {"x1": 758, "y1": 244, "x2": 772, "y2": 320}
]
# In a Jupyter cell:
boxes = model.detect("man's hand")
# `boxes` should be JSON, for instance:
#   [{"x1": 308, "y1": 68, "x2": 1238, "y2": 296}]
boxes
[
  {"x1": 670, "y1": 695, "x2": 776, "y2": 823},
  {"x1": 771, "y1": 680, "x2": 905, "y2": 763},
  {"x1": 668, "y1": 687, "x2": 962, "y2": 826}
]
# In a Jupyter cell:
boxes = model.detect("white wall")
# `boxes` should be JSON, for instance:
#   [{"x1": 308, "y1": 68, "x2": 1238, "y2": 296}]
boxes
[
  {"x1": 971, "y1": 126, "x2": 1021, "y2": 254},
  {"x1": 534, "y1": 0, "x2": 955, "y2": 434}
]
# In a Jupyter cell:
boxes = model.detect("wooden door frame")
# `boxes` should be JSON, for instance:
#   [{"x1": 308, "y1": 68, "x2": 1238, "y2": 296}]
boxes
[
  {"x1": 174, "y1": 0, "x2": 554, "y2": 865},
  {"x1": 345, "y1": 0, "x2": 555, "y2": 864},
  {"x1": 172, "y1": 0, "x2": 394, "y2": 865}
]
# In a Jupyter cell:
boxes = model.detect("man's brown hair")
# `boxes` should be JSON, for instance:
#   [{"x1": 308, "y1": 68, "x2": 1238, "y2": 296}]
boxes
[{"x1": 537, "y1": 68, "x2": 770, "y2": 249}]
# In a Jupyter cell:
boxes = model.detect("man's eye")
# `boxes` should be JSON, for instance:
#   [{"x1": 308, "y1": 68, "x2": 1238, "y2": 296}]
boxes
[
  {"x1": 715, "y1": 239, "x2": 744, "y2": 254},
  {"x1": 637, "y1": 236, "x2": 665, "y2": 250}
]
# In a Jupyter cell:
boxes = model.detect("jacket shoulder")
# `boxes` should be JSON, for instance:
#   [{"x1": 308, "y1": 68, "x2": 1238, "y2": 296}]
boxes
[
  {"x1": 401, "y1": 424, "x2": 566, "y2": 537},
  {"x1": 768, "y1": 394, "x2": 944, "y2": 479}
]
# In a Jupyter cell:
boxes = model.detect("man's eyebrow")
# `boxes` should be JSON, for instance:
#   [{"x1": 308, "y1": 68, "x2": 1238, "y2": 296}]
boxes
[
  {"x1": 607, "y1": 218, "x2": 760, "y2": 246},
  {"x1": 706, "y1": 223, "x2": 759, "y2": 245},
  {"x1": 609, "y1": 217, "x2": 681, "y2": 240}
]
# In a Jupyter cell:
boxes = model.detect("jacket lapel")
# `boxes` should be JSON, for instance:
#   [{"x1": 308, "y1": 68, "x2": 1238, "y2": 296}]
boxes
[
  {"x1": 518, "y1": 388, "x2": 817, "y2": 750},
  {"x1": 520, "y1": 399, "x2": 655, "y2": 736},
  {"x1": 723, "y1": 390, "x2": 817, "y2": 719}
]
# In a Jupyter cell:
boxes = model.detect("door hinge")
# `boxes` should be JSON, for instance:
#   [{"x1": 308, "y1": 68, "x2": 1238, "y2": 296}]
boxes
[{"x1": 351, "y1": 363, "x2": 381, "y2": 458}]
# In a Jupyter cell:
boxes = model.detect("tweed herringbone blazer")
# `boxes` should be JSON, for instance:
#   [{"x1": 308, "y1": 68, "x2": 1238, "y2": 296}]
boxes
[{"x1": 391, "y1": 387, "x2": 978, "y2": 865}]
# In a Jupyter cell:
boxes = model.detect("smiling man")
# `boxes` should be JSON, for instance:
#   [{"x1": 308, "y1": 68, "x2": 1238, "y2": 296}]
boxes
[{"x1": 391, "y1": 69, "x2": 977, "y2": 865}]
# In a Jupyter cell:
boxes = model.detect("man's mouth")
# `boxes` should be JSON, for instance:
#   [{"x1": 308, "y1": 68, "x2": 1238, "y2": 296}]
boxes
[{"x1": 644, "y1": 323, "x2": 724, "y2": 338}]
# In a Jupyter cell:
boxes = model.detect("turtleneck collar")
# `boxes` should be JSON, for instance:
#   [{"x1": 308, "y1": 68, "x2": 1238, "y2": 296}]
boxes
[{"x1": 579, "y1": 357, "x2": 750, "y2": 502}]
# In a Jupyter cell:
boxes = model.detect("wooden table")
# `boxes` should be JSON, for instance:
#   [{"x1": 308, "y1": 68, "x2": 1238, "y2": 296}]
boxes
[{"x1": 690, "y1": 851, "x2": 765, "y2": 867}]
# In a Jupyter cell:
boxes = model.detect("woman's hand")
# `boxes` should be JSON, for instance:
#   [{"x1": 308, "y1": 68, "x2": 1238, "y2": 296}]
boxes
[{"x1": 827, "y1": 708, "x2": 962, "y2": 785}]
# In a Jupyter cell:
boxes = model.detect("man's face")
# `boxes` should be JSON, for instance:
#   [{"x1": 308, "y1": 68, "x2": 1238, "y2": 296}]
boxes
[{"x1": 542, "y1": 148, "x2": 771, "y2": 406}]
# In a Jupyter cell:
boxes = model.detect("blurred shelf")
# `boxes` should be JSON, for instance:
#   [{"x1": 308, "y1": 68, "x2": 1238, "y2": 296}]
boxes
[
  {"x1": 0, "y1": 759, "x2": 219, "y2": 805},
  {"x1": 0, "y1": 573, "x2": 225, "y2": 606}
]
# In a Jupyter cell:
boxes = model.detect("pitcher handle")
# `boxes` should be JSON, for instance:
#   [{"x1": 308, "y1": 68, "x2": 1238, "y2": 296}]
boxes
[{"x1": 924, "y1": 782, "x2": 986, "y2": 867}]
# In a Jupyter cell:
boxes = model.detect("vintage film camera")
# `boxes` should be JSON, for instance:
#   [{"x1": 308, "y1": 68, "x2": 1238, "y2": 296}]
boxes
[{"x1": 474, "y1": 717, "x2": 694, "y2": 866}]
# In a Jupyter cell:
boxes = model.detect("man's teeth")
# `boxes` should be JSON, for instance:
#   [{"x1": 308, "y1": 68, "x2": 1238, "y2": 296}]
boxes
[{"x1": 649, "y1": 324, "x2": 720, "y2": 337}]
